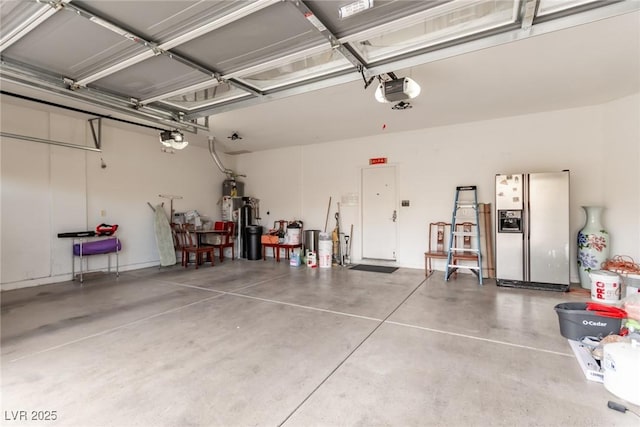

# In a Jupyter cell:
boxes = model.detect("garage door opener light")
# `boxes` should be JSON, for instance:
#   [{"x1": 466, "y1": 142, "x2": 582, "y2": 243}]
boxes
[
  {"x1": 160, "y1": 130, "x2": 189, "y2": 150},
  {"x1": 374, "y1": 77, "x2": 421, "y2": 104}
]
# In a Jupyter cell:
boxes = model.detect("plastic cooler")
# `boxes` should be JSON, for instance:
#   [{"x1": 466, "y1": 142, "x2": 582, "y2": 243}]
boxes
[
  {"x1": 621, "y1": 273, "x2": 640, "y2": 297},
  {"x1": 554, "y1": 302, "x2": 622, "y2": 340}
]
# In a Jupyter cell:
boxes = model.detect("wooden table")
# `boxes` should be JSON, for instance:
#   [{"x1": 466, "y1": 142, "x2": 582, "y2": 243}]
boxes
[{"x1": 194, "y1": 229, "x2": 227, "y2": 247}]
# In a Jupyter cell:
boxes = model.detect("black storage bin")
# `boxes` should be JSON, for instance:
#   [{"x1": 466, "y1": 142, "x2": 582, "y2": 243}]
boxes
[{"x1": 246, "y1": 225, "x2": 263, "y2": 260}]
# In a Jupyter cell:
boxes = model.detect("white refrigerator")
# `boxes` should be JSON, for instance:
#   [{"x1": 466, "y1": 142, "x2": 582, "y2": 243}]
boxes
[{"x1": 495, "y1": 171, "x2": 570, "y2": 291}]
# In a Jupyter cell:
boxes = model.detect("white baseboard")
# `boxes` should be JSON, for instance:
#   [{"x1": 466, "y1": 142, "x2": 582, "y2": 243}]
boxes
[{"x1": 1, "y1": 260, "x2": 160, "y2": 291}]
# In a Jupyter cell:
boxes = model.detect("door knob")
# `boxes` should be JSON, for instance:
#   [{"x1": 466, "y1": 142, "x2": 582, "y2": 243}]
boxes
[{"x1": 392, "y1": 210, "x2": 397, "y2": 222}]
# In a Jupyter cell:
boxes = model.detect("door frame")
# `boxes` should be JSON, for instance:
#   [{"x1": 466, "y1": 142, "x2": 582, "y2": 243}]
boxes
[{"x1": 360, "y1": 164, "x2": 398, "y2": 261}]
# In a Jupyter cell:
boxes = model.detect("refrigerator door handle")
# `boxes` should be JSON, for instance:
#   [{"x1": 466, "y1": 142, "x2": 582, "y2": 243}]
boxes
[
  {"x1": 523, "y1": 215, "x2": 528, "y2": 281},
  {"x1": 523, "y1": 174, "x2": 530, "y2": 282}
]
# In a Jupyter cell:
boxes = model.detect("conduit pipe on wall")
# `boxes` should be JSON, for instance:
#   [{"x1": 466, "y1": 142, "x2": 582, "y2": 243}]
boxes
[{"x1": 208, "y1": 136, "x2": 245, "y2": 179}]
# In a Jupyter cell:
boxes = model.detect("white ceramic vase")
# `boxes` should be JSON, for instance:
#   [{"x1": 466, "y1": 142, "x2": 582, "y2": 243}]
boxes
[{"x1": 577, "y1": 206, "x2": 610, "y2": 289}]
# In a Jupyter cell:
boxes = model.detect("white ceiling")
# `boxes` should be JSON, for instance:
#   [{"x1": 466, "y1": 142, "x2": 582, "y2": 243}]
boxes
[{"x1": 209, "y1": 10, "x2": 640, "y2": 153}]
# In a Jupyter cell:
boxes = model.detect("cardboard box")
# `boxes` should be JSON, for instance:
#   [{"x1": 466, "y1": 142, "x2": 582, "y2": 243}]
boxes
[{"x1": 568, "y1": 339, "x2": 603, "y2": 383}]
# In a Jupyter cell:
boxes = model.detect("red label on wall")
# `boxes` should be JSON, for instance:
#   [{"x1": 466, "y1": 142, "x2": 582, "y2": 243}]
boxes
[{"x1": 369, "y1": 157, "x2": 387, "y2": 165}]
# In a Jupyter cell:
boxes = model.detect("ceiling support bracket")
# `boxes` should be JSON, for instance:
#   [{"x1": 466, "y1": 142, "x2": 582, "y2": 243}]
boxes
[
  {"x1": 130, "y1": 98, "x2": 143, "y2": 110},
  {"x1": 63, "y1": 77, "x2": 80, "y2": 91},
  {"x1": 88, "y1": 118, "x2": 102, "y2": 149},
  {"x1": 361, "y1": 68, "x2": 375, "y2": 89}
]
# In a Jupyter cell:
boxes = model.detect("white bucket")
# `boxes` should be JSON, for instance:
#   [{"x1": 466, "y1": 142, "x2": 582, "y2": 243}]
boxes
[
  {"x1": 286, "y1": 227, "x2": 301, "y2": 244},
  {"x1": 318, "y1": 232, "x2": 332, "y2": 269},
  {"x1": 589, "y1": 270, "x2": 621, "y2": 303}
]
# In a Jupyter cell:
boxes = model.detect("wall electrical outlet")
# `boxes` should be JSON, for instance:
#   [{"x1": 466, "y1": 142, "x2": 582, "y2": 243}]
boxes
[{"x1": 401, "y1": 200, "x2": 410, "y2": 207}]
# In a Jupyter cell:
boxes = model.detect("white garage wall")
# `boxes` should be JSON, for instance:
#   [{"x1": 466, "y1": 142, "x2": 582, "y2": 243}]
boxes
[
  {"x1": 1, "y1": 105, "x2": 52, "y2": 283},
  {"x1": 236, "y1": 94, "x2": 640, "y2": 281},
  {"x1": 601, "y1": 94, "x2": 640, "y2": 256},
  {"x1": 1, "y1": 101, "x2": 227, "y2": 290},
  {"x1": 234, "y1": 146, "x2": 304, "y2": 229},
  {"x1": 49, "y1": 113, "x2": 88, "y2": 277},
  {"x1": 2, "y1": 94, "x2": 637, "y2": 290}
]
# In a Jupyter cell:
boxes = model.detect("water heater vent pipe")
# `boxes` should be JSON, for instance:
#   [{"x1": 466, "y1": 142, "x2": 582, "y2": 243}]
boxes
[{"x1": 208, "y1": 136, "x2": 245, "y2": 179}]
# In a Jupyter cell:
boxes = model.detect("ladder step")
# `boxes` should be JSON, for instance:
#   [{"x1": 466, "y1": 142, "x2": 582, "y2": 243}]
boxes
[
  {"x1": 450, "y1": 248, "x2": 479, "y2": 252},
  {"x1": 447, "y1": 264, "x2": 480, "y2": 270},
  {"x1": 456, "y1": 203, "x2": 477, "y2": 209},
  {"x1": 452, "y1": 231, "x2": 476, "y2": 236}
]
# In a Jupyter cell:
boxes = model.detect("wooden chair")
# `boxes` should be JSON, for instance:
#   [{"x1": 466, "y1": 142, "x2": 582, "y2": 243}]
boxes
[
  {"x1": 424, "y1": 222, "x2": 451, "y2": 277},
  {"x1": 171, "y1": 223, "x2": 185, "y2": 252},
  {"x1": 175, "y1": 224, "x2": 214, "y2": 269},
  {"x1": 212, "y1": 221, "x2": 235, "y2": 262}
]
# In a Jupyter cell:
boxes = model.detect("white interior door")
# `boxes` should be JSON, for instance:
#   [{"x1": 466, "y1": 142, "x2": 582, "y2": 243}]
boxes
[{"x1": 362, "y1": 166, "x2": 397, "y2": 260}]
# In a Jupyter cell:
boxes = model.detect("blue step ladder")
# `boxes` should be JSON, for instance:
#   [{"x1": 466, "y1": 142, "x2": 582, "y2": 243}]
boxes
[{"x1": 445, "y1": 186, "x2": 483, "y2": 285}]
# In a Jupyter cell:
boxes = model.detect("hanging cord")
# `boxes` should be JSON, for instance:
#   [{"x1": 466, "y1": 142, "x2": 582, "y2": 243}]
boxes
[{"x1": 602, "y1": 255, "x2": 640, "y2": 274}]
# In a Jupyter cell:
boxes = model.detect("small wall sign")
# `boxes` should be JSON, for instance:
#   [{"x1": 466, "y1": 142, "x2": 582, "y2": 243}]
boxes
[{"x1": 369, "y1": 157, "x2": 387, "y2": 165}]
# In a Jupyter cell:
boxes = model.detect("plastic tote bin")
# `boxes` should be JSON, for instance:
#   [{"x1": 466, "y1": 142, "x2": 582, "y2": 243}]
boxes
[{"x1": 554, "y1": 302, "x2": 622, "y2": 340}]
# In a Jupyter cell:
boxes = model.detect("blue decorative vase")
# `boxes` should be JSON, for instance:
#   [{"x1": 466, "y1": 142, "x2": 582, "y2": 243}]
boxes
[{"x1": 577, "y1": 206, "x2": 609, "y2": 289}]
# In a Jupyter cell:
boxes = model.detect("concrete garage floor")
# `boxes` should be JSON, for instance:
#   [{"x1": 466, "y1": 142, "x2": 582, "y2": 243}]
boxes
[{"x1": 1, "y1": 260, "x2": 636, "y2": 426}]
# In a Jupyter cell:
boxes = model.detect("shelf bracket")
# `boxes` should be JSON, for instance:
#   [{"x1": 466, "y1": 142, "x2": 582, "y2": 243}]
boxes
[{"x1": 88, "y1": 117, "x2": 102, "y2": 149}]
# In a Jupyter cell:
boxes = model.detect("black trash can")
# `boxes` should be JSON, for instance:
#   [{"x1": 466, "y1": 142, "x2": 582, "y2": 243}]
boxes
[{"x1": 246, "y1": 225, "x2": 263, "y2": 260}]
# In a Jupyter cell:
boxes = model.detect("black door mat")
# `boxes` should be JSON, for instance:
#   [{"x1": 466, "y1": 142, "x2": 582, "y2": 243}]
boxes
[{"x1": 350, "y1": 265, "x2": 398, "y2": 273}]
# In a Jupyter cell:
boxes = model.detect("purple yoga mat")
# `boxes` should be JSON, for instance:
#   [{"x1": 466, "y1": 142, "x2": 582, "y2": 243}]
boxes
[{"x1": 73, "y1": 238, "x2": 121, "y2": 256}]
